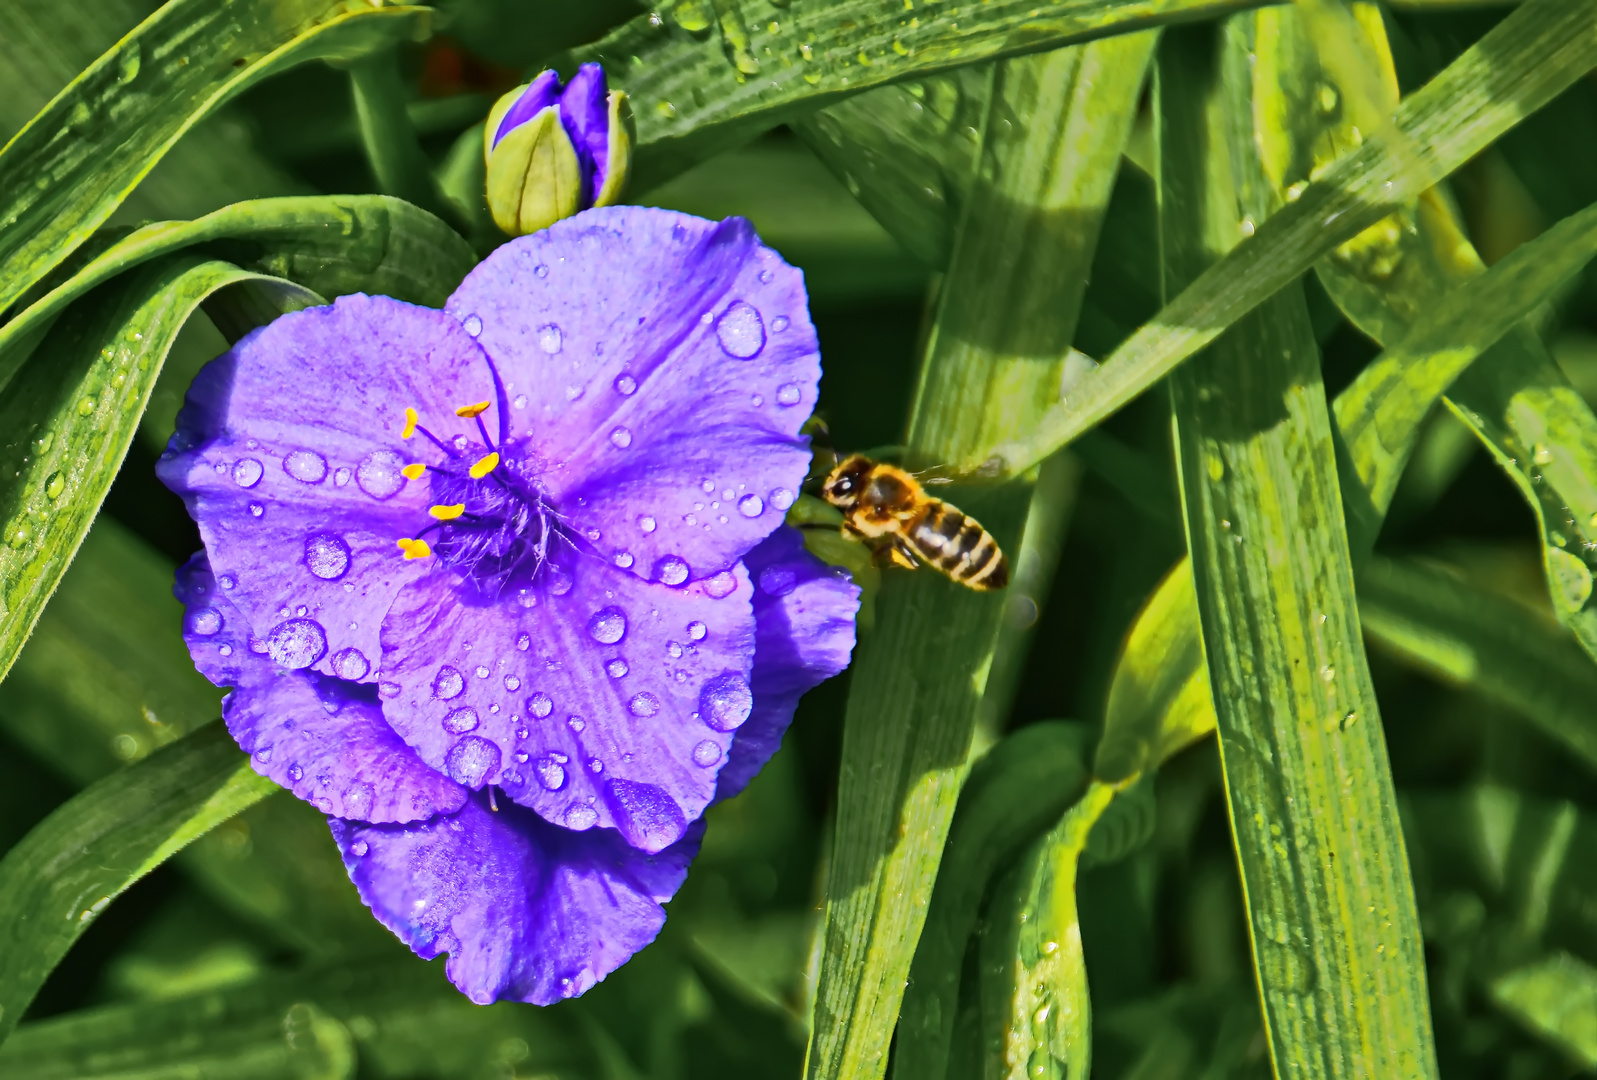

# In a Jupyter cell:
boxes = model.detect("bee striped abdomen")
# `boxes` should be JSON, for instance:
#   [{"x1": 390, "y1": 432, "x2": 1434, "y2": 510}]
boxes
[{"x1": 909, "y1": 502, "x2": 1009, "y2": 590}]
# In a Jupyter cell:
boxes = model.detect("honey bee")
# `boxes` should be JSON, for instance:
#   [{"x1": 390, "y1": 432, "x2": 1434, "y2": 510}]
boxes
[{"x1": 820, "y1": 454, "x2": 1008, "y2": 591}]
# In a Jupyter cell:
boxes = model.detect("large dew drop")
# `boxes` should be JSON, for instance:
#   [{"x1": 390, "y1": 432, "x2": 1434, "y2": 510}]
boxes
[
  {"x1": 655, "y1": 555, "x2": 689, "y2": 586},
  {"x1": 443, "y1": 706, "x2": 480, "y2": 734},
  {"x1": 699, "y1": 672, "x2": 753, "y2": 731},
  {"x1": 628, "y1": 692, "x2": 661, "y2": 718},
  {"x1": 283, "y1": 449, "x2": 328, "y2": 484},
  {"x1": 738, "y1": 494, "x2": 764, "y2": 518},
  {"x1": 267, "y1": 618, "x2": 327, "y2": 670},
  {"x1": 232, "y1": 458, "x2": 263, "y2": 488},
  {"x1": 432, "y1": 666, "x2": 465, "y2": 700},
  {"x1": 357, "y1": 450, "x2": 406, "y2": 500},
  {"x1": 614, "y1": 374, "x2": 637, "y2": 396},
  {"x1": 186, "y1": 607, "x2": 223, "y2": 636},
  {"x1": 565, "y1": 805, "x2": 598, "y2": 830},
  {"x1": 587, "y1": 607, "x2": 627, "y2": 644},
  {"x1": 332, "y1": 647, "x2": 370, "y2": 680},
  {"x1": 536, "y1": 755, "x2": 568, "y2": 791},
  {"x1": 527, "y1": 691, "x2": 553, "y2": 717},
  {"x1": 715, "y1": 300, "x2": 765, "y2": 359},
  {"x1": 704, "y1": 570, "x2": 737, "y2": 598},
  {"x1": 304, "y1": 533, "x2": 350, "y2": 580},
  {"x1": 776, "y1": 382, "x2": 802, "y2": 406},
  {"x1": 692, "y1": 740, "x2": 722, "y2": 767},
  {"x1": 538, "y1": 323, "x2": 564, "y2": 354},
  {"x1": 445, "y1": 736, "x2": 500, "y2": 787}
]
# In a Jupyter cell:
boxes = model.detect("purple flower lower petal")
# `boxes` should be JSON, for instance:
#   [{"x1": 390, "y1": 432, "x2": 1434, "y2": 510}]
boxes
[
  {"x1": 330, "y1": 793, "x2": 700, "y2": 1004},
  {"x1": 158, "y1": 294, "x2": 499, "y2": 683},
  {"x1": 377, "y1": 552, "x2": 756, "y2": 852},
  {"x1": 718, "y1": 528, "x2": 861, "y2": 801},
  {"x1": 444, "y1": 207, "x2": 820, "y2": 585},
  {"x1": 494, "y1": 69, "x2": 562, "y2": 149},
  {"x1": 557, "y1": 63, "x2": 610, "y2": 202},
  {"x1": 176, "y1": 554, "x2": 468, "y2": 823}
]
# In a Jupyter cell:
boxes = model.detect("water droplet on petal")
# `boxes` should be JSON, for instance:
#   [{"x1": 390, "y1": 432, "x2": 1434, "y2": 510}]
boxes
[
  {"x1": 504, "y1": 674, "x2": 521, "y2": 691},
  {"x1": 283, "y1": 449, "x2": 328, "y2": 483},
  {"x1": 462, "y1": 313, "x2": 483, "y2": 337},
  {"x1": 565, "y1": 805, "x2": 598, "y2": 830},
  {"x1": 701, "y1": 479, "x2": 716, "y2": 494},
  {"x1": 628, "y1": 692, "x2": 661, "y2": 717},
  {"x1": 700, "y1": 673, "x2": 753, "y2": 731},
  {"x1": 304, "y1": 533, "x2": 350, "y2": 580},
  {"x1": 656, "y1": 555, "x2": 689, "y2": 586},
  {"x1": 232, "y1": 458, "x2": 263, "y2": 487},
  {"x1": 527, "y1": 692, "x2": 553, "y2": 718},
  {"x1": 639, "y1": 515, "x2": 657, "y2": 534},
  {"x1": 517, "y1": 633, "x2": 532, "y2": 651},
  {"x1": 218, "y1": 574, "x2": 236, "y2": 590},
  {"x1": 332, "y1": 647, "x2": 370, "y2": 680},
  {"x1": 546, "y1": 566, "x2": 573, "y2": 595},
  {"x1": 610, "y1": 426, "x2": 633, "y2": 449},
  {"x1": 186, "y1": 607, "x2": 223, "y2": 636},
  {"x1": 248, "y1": 502, "x2": 264, "y2": 517},
  {"x1": 772, "y1": 315, "x2": 790, "y2": 333},
  {"x1": 475, "y1": 665, "x2": 490, "y2": 679},
  {"x1": 716, "y1": 300, "x2": 765, "y2": 358},
  {"x1": 760, "y1": 565, "x2": 797, "y2": 596},
  {"x1": 350, "y1": 839, "x2": 369, "y2": 857},
  {"x1": 267, "y1": 619, "x2": 327, "y2": 669},
  {"x1": 443, "y1": 706, "x2": 480, "y2": 734},
  {"x1": 218, "y1": 643, "x2": 233, "y2": 656},
  {"x1": 445, "y1": 736, "x2": 500, "y2": 786},
  {"x1": 538, "y1": 324, "x2": 563, "y2": 354},
  {"x1": 614, "y1": 374, "x2": 637, "y2": 396},
  {"x1": 357, "y1": 450, "x2": 406, "y2": 500},
  {"x1": 692, "y1": 740, "x2": 722, "y2": 767},
  {"x1": 667, "y1": 641, "x2": 684, "y2": 659},
  {"x1": 567, "y1": 715, "x2": 586, "y2": 732},
  {"x1": 687, "y1": 620, "x2": 707, "y2": 641},
  {"x1": 287, "y1": 764, "x2": 304, "y2": 782},
  {"x1": 770, "y1": 487, "x2": 795, "y2": 511},
  {"x1": 751, "y1": 394, "x2": 764, "y2": 407},
  {"x1": 613, "y1": 551, "x2": 635, "y2": 570},
  {"x1": 432, "y1": 666, "x2": 465, "y2": 700},
  {"x1": 534, "y1": 263, "x2": 549, "y2": 278},
  {"x1": 379, "y1": 681, "x2": 400, "y2": 698},
  {"x1": 255, "y1": 747, "x2": 273, "y2": 763},
  {"x1": 514, "y1": 394, "x2": 528, "y2": 409},
  {"x1": 606, "y1": 658, "x2": 629, "y2": 678},
  {"x1": 343, "y1": 781, "x2": 375, "y2": 819},
  {"x1": 588, "y1": 608, "x2": 627, "y2": 644},
  {"x1": 738, "y1": 494, "x2": 765, "y2": 518},
  {"x1": 705, "y1": 571, "x2": 737, "y2": 598},
  {"x1": 776, "y1": 383, "x2": 802, "y2": 406},
  {"x1": 537, "y1": 756, "x2": 568, "y2": 790},
  {"x1": 334, "y1": 466, "x2": 352, "y2": 487}
]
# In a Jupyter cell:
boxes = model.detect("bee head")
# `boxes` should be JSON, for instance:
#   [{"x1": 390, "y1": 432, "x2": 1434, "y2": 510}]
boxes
[{"x1": 822, "y1": 454, "x2": 873, "y2": 511}]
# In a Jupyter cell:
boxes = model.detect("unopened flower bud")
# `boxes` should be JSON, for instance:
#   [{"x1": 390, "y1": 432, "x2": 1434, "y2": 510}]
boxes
[{"x1": 484, "y1": 63, "x2": 633, "y2": 237}]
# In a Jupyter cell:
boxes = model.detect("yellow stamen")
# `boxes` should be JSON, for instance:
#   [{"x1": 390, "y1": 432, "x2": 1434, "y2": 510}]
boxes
[
  {"x1": 396, "y1": 537, "x2": 433, "y2": 560},
  {"x1": 429, "y1": 503, "x2": 466, "y2": 521},
  {"x1": 401, "y1": 407, "x2": 418, "y2": 439},
  {"x1": 401, "y1": 463, "x2": 427, "y2": 480},
  {"x1": 469, "y1": 452, "x2": 500, "y2": 479},
  {"x1": 455, "y1": 400, "x2": 491, "y2": 418}
]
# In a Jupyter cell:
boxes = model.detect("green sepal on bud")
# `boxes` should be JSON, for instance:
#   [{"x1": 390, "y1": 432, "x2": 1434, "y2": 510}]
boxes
[{"x1": 484, "y1": 103, "x2": 584, "y2": 237}]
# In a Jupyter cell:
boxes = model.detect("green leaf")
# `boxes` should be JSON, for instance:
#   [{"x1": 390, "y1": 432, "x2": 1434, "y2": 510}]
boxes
[
  {"x1": 0, "y1": 722, "x2": 275, "y2": 1046},
  {"x1": 806, "y1": 33, "x2": 1153, "y2": 1080},
  {"x1": 580, "y1": 0, "x2": 1257, "y2": 191},
  {"x1": 978, "y1": 781, "x2": 1116, "y2": 1080},
  {"x1": 995, "y1": 0, "x2": 1597, "y2": 477},
  {"x1": 895, "y1": 722, "x2": 1093, "y2": 1080},
  {"x1": 1358, "y1": 555, "x2": 1597, "y2": 772},
  {"x1": 0, "y1": 0, "x2": 433, "y2": 316},
  {"x1": 1157, "y1": 20, "x2": 1437, "y2": 1077},
  {"x1": 0, "y1": 195, "x2": 475, "y2": 394},
  {"x1": 0, "y1": 256, "x2": 320, "y2": 689},
  {"x1": 1489, "y1": 952, "x2": 1597, "y2": 1068}
]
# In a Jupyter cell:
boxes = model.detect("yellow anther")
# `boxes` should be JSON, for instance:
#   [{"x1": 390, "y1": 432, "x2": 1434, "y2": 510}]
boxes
[
  {"x1": 469, "y1": 452, "x2": 500, "y2": 479},
  {"x1": 429, "y1": 503, "x2": 466, "y2": 521},
  {"x1": 396, "y1": 537, "x2": 433, "y2": 560},
  {"x1": 401, "y1": 407, "x2": 418, "y2": 439},
  {"x1": 455, "y1": 400, "x2": 492, "y2": 418},
  {"x1": 401, "y1": 463, "x2": 427, "y2": 480}
]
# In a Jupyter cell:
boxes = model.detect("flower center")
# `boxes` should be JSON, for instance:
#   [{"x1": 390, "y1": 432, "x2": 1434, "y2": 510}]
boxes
[{"x1": 394, "y1": 381, "x2": 564, "y2": 589}]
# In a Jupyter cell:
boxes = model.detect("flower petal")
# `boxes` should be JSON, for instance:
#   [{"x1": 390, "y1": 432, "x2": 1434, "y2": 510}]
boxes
[
  {"x1": 377, "y1": 551, "x2": 756, "y2": 852},
  {"x1": 493, "y1": 68, "x2": 561, "y2": 149},
  {"x1": 330, "y1": 792, "x2": 700, "y2": 1004},
  {"x1": 557, "y1": 63, "x2": 609, "y2": 202},
  {"x1": 158, "y1": 293, "x2": 499, "y2": 683},
  {"x1": 176, "y1": 554, "x2": 468, "y2": 823},
  {"x1": 445, "y1": 206, "x2": 819, "y2": 584},
  {"x1": 718, "y1": 527, "x2": 861, "y2": 800}
]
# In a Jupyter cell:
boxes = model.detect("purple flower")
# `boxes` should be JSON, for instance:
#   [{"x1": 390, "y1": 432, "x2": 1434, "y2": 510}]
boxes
[
  {"x1": 485, "y1": 63, "x2": 633, "y2": 237},
  {"x1": 159, "y1": 206, "x2": 859, "y2": 1004}
]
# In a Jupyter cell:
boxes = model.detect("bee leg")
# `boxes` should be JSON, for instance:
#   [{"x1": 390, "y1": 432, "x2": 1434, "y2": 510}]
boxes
[{"x1": 880, "y1": 538, "x2": 919, "y2": 571}]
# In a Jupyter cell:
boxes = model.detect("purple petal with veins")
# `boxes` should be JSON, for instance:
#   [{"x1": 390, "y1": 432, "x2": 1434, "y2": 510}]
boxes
[
  {"x1": 377, "y1": 549, "x2": 755, "y2": 852},
  {"x1": 158, "y1": 294, "x2": 498, "y2": 682},
  {"x1": 445, "y1": 207, "x2": 818, "y2": 585},
  {"x1": 176, "y1": 553, "x2": 468, "y2": 823},
  {"x1": 493, "y1": 68, "x2": 561, "y2": 149},
  {"x1": 331, "y1": 793, "x2": 700, "y2": 1004},
  {"x1": 557, "y1": 63, "x2": 610, "y2": 202}
]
